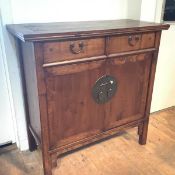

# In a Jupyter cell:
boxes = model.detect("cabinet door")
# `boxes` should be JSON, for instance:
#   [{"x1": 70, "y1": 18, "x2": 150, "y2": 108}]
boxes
[
  {"x1": 104, "y1": 53, "x2": 152, "y2": 129},
  {"x1": 44, "y1": 60, "x2": 106, "y2": 149}
]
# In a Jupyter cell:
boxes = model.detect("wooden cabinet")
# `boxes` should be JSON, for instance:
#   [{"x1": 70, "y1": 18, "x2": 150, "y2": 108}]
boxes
[{"x1": 7, "y1": 19, "x2": 169, "y2": 175}]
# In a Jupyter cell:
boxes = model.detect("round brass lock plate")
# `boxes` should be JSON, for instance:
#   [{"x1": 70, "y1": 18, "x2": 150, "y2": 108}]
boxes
[{"x1": 92, "y1": 75, "x2": 117, "y2": 104}]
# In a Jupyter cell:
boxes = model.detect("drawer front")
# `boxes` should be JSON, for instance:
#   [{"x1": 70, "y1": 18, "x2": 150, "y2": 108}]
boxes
[
  {"x1": 140, "y1": 33, "x2": 156, "y2": 49},
  {"x1": 43, "y1": 38, "x2": 105, "y2": 63},
  {"x1": 108, "y1": 33, "x2": 155, "y2": 54}
]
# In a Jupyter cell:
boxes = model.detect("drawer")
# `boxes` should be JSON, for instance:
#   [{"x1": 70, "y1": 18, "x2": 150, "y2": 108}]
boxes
[
  {"x1": 108, "y1": 32, "x2": 155, "y2": 54},
  {"x1": 43, "y1": 38, "x2": 105, "y2": 63}
]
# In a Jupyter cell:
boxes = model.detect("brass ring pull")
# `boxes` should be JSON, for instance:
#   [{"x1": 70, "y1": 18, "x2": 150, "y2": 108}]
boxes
[
  {"x1": 70, "y1": 42, "x2": 84, "y2": 54},
  {"x1": 128, "y1": 35, "x2": 140, "y2": 47}
]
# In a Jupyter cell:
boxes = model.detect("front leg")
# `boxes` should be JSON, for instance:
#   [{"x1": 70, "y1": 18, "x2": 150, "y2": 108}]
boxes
[
  {"x1": 51, "y1": 153, "x2": 62, "y2": 169},
  {"x1": 138, "y1": 119, "x2": 149, "y2": 145},
  {"x1": 51, "y1": 154, "x2": 58, "y2": 169},
  {"x1": 43, "y1": 156, "x2": 52, "y2": 175},
  {"x1": 138, "y1": 123, "x2": 143, "y2": 135}
]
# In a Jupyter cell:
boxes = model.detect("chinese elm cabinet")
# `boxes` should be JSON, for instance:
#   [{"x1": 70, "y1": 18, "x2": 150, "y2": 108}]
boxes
[{"x1": 7, "y1": 20, "x2": 169, "y2": 175}]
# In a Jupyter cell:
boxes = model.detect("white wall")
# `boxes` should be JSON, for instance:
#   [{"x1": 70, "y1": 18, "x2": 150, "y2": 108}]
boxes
[
  {"x1": 152, "y1": 25, "x2": 175, "y2": 112},
  {"x1": 0, "y1": 28, "x2": 15, "y2": 144},
  {"x1": 0, "y1": 0, "x2": 29, "y2": 150},
  {"x1": 11, "y1": 0, "x2": 128, "y2": 23},
  {"x1": 127, "y1": 0, "x2": 142, "y2": 20},
  {"x1": 10, "y1": 0, "x2": 143, "y2": 23},
  {"x1": 140, "y1": 0, "x2": 157, "y2": 22},
  {"x1": 152, "y1": 0, "x2": 175, "y2": 111},
  {"x1": 141, "y1": 0, "x2": 175, "y2": 112}
]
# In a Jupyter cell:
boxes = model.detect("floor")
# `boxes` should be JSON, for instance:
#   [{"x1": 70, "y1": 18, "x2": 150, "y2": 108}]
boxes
[{"x1": 0, "y1": 107, "x2": 175, "y2": 175}]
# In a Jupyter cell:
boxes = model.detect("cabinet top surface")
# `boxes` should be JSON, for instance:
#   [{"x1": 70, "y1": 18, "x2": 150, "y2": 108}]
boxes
[{"x1": 6, "y1": 19, "x2": 169, "y2": 42}]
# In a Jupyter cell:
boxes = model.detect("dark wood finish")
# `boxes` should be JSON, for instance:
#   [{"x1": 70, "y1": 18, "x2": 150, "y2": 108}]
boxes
[
  {"x1": 7, "y1": 20, "x2": 169, "y2": 175},
  {"x1": 139, "y1": 119, "x2": 149, "y2": 145},
  {"x1": 34, "y1": 43, "x2": 53, "y2": 175},
  {"x1": 45, "y1": 59, "x2": 106, "y2": 149},
  {"x1": 104, "y1": 53, "x2": 153, "y2": 130},
  {"x1": 141, "y1": 33, "x2": 155, "y2": 49},
  {"x1": 108, "y1": 32, "x2": 155, "y2": 53},
  {"x1": 138, "y1": 31, "x2": 162, "y2": 145},
  {"x1": 7, "y1": 19, "x2": 169, "y2": 42},
  {"x1": 43, "y1": 38, "x2": 105, "y2": 63}
]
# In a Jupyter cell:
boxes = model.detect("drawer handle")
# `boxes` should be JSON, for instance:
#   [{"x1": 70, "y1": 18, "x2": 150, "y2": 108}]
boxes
[
  {"x1": 70, "y1": 42, "x2": 84, "y2": 54},
  {"x1": 128, "y1": 35, "x2": 140, "y2": 47}
]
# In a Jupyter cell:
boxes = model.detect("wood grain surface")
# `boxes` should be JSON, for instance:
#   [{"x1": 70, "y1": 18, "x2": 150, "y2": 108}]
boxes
[
  {"x1": 0, "y1": 107, "x2": 175, "y2": 175},
  {"x1": 6, "y1": 19, "x2": 169, "y2": 41},
  {"x1": 43, "y1": 38, "x2": 105, "y2": 63}
]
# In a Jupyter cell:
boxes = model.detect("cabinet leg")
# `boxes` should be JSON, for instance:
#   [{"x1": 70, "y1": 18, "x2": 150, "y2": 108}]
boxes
[
  {"x1": 138, "y1": 123, "x2": 143, "y2": 135},
  {"x1": 43, "y1": 156, "x2": 52, "y2": 175},
  {"x1": 43, "y1": 153, "x2": 61, "y2": 175},
  {"x1": 51, "y1": 154, "x2": 61, "y2": 169},
  {"x1": 44, "y1": 166, "x2": 52, "y2": 175},
  {"x1": 139, "y1": 119, "x2": 149, "y2": 145},
  {"x1": 51, "y1": 154, "x2": 58, "y2": 169},
  {"x1": 28, "y1": 127, "x2": 37, "y2": 152}
]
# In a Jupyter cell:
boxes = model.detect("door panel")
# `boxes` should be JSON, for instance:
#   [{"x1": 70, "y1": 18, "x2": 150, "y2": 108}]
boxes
[
  {"x1": 45, "y1": 60, "x2": 106, "y2": 149},
  {"x1": 105, "y1": 53, "x2": 152, "y2": 129},
  {"x1": 44, "y1": 53, "x2": 153, "y2": 150}
]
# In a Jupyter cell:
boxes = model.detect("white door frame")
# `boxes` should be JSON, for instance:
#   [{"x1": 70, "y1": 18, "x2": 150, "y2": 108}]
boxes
[
  {"x1": 0, "y1": 0, "x2": 29, "y2": 150},
  {"x1": 0, "y1": 26, "x2": 16, "y2": 145}
]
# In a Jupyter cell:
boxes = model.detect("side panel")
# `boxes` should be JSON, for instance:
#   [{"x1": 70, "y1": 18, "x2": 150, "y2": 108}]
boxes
[{"x1": 21, "y1": 42, "x2": 41, "y2": 143}]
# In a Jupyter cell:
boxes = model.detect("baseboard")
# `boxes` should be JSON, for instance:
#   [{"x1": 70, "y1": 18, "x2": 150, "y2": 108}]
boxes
[
  {"x1": 18, "y1": 138, "x2": 29, "y2": 151},
  {"x1": 151, "y1": 106, "x2": 175, "y2": 115},
  {"x1": 0, "y1": 141, "x2": 12, "y2": 148}
]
